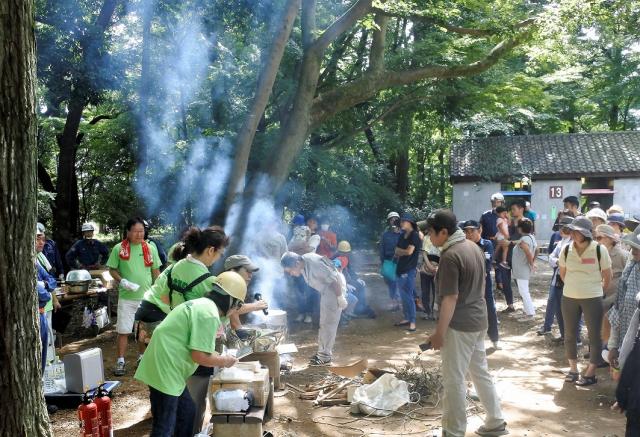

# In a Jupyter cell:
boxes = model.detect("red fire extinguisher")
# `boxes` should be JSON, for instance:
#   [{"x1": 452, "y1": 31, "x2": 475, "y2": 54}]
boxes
[
  {"x1": 94, "y1": 384, "x2": 113, "y2": 437},
  {"x1": 78, "y1": 391, "x2": 99, "y2": 437}
]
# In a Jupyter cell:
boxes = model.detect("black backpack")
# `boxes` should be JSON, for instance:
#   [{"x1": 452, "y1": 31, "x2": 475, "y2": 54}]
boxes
[
  {"x1": 616, "y1": 325, "x2": 640, "y2": 415},
  {"x1": 166, "y1": 266, "x2": 213, "y2": 309}
]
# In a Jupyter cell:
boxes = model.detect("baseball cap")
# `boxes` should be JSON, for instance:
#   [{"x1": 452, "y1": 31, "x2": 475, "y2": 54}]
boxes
[
  {"x1": 224, "y1": 255, "x2": 259, "y2": 272},
  {"x1": 462, "y1": 220, "x2": 480, "y2": 229}
]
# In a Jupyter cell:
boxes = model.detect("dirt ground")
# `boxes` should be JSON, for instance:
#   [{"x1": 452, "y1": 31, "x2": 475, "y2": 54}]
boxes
[{"x1": 50, "y1": 253, "x2": 627, "y2": 437}]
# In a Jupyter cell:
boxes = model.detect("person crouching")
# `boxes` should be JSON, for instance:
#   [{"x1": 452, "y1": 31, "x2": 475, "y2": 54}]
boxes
[
  {"x1": 134, "y1": 271, "x2": 247, "y2": 437},
  {"x1": 281, "y1": 251, "x2": 348, "y2": 366}
]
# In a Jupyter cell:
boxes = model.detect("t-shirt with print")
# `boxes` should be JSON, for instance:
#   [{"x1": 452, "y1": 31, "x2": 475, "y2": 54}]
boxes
[
  {"x1": 512, "y1": 234, "x2": 537, "y2": 280},
  {"x1": 436, "y1": 239, "x2": 488, "y2": 332},
  {"x1": 396, "y1": 230, "x2": 422, "y2": 275},
  {"x1": 143, "y1": 255, "x2": 217, "y2": 314},
  {"x1": 107, "y1": 242, "x2": 161, "y2": 300},
  {"x1": 302, "y1": 253, "x2": 339, "y2": 294},
  {"x1": 559, "y1": 240, "x2": 612, "y2": 299},
  {"x1": 134, "y1": 297, "x2": 220, "y2": 396}
]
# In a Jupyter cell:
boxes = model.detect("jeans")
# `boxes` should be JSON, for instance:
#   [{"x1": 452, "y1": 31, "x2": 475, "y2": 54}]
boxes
[
  {"x1": 496, "y1": 264, "x2": 513, "y2": 306},
  {"x1": 398, "y1": 268, "x2": 417, "y2": 324},
  {"x1": 39, "y1": 312, "x2": 48, "y2": 371},
  {"x1": 149, "y1": 386, "x2": 195, "y2": 437},
  {"x1": 420, "y1": 272, "x2": 436, "y2": 316},
  {"x1": 485, "y1": 275, "x2": 499, "y2": 343},
  {"x1": 543, "y1": 284, "x2": 564, "y2": 334},
  {"x1": 384, "y1": 277, "x2": 399, "y2": 301},
  {"x1": 441, "y1": 328, "x2": 505, "y2": 437}
]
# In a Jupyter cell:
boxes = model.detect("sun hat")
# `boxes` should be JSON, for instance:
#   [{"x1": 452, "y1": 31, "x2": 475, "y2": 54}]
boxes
[
  {"x1": 387, "y1": 211, "x2": 400, "y2": 220},
  {"x1": 586, "y1": 208, "x2": 607, "y2": 222},
  {"x1": 553, "y1": 216, "x2": 574, "y2": 232},
  {"x1": 622, "y1": 226, "x2": 640, "y2": 250},
  {"x1": 607, "y1": 213, "x2": 626, "y2": 229},
  {"x1": 568, "y1": 216, "x2": 593, "y2": 238},
  {"x1": 462, "y1": 220, "x2": 480, "y2": 230},
  {"x1": 224, "y1": 255, "x2": 259, "y2": 272},
  {"x1": 595, "y1": 224, "x2": 620, "y2": 243}
]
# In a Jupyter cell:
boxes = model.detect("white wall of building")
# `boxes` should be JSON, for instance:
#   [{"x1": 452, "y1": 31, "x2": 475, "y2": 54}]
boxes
[
  {"x1": 613, "y1": 178, "x2": 640, "y2": 218},
  {"x1": 452, "y1": 181, "x2": 501, "y2": 223},
  {"x1": 530, "y1": 179, "x2": 581, "y2": 242}
]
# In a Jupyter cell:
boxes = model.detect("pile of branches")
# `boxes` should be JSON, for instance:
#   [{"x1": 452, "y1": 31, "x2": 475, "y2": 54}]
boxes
[{"x1": 393, "y1": 356, "x2": 442, "y2": 404}]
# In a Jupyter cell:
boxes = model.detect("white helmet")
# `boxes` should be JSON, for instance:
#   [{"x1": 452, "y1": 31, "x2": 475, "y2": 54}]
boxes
[
  {"x1": 81, "y1": 223, "x2": 95, "y2": 232},
  {"x1": 490, "y1": 193, "x2": 504, "y2": 202},
  {"x1": 387, "y1": 211, "x2": 400, "y2": 220},
  {"x1": 37, "y1": 222, "x2": 46, "y2": 234}
]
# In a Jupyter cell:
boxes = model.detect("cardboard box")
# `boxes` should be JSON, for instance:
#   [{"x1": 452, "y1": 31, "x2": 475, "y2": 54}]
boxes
[
  {"x1": 209, "y1": 367, "x2": 269, "y2": 408},
  {"x1": 240, "y1": 351, "x2": 280, "y2": 389}
]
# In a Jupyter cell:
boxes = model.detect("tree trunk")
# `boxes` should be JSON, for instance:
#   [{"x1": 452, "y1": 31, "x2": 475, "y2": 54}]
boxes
[
  {"x1": 0, "y1": 0, "x2": 52, "y2": 435},
  {"x1": 222, "y1": 0, "x2": 300, "y2": 215}
]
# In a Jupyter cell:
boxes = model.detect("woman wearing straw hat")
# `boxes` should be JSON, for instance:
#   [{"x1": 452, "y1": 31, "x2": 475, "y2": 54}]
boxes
[
  {"x1": 595, "y1": 224, "x2": 629, "y2": 345},
  {"x1": 559, "y1": 217, "x2": 613, "y2": 386}
]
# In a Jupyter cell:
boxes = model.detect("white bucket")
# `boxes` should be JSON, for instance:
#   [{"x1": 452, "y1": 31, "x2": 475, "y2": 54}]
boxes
[{"x1": 266, "y1": 309, "x2": 287, "y2": 328}]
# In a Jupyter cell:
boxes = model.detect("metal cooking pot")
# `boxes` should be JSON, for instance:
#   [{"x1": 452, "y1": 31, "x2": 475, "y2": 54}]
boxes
[
  {"x1": 66, "y1": 270, "x2": 92, "y2": 282},
  {"x1": 67, "y1": 282, "x2": 90, "y2": 294}
]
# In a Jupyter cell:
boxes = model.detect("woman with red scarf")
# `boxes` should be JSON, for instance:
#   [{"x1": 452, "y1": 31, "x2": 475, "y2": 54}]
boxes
[{"x1": 107, "y1": 217, "x2": 161, "y2": 376}]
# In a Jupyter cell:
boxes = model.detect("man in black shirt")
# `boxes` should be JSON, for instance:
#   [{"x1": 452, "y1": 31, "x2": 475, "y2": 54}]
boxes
[{"x1": 394, "y1": 214, "x2": 422, "y2": 332}]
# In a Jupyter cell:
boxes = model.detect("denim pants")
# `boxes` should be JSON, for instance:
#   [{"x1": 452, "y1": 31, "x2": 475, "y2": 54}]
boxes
[
  {"x1": 384, "y1": 277, "x2": 399, "y2": 301},
  {"x1": 398, "y1": 268, "x2": 417, "y2": 324},
  {"x1": 441, "y1": 328, "x2": 505, "y2": 436},
  {"x1": 485, "y1": 275, "x2": 499, "y2": 343},
  {"x1": 543, "y1": 284, "x2": 564, "y2": 334},
  {"x1": 149, "y1": 386, "x2": 195, "y2": 437},
  {"x1": 420, "y1": 272, "x2": 436, "y2": 316},
  {"x1": 496, "y1": 264, "x2": 513, "y2": 306},
  {"x1": 39, "y1": 312, "x2": 48, "y2": 371}
]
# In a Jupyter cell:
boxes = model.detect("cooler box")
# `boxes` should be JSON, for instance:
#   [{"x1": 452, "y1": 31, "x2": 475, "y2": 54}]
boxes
[
  {"x1": 63, "y1": 348, "x2": 105, "y2": 393},
  {"x1": 209, "y1": 367, "x2": 269, "y2": 408}
]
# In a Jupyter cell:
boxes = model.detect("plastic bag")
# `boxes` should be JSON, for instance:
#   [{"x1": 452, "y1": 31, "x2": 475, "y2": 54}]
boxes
[
  {"x1": 43, "y1": 358, "x2": 66, "y2": 394},
  {"x1": 380, "y1": 259, "x2": 397, "y2": 282},
  {"x1": 94, "y1": 306, "x2": 110, "y2": 329},
  {"x1": 352, "y1": 373, "x2": 410, "y2": 416},
  {"x1": 214, "y1": 389, "x2": 252, "y2": 412},
  {"x1": 82, "y1": 307, "x2": 95, "y2": 329}
]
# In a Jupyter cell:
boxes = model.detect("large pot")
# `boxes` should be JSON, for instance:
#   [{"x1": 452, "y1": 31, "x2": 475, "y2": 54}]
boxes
[{"x1": 66, "y1": 282, "x2": 90, "y2": 294}]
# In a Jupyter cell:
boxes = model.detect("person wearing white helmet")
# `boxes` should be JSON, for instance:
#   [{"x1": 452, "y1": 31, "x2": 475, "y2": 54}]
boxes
[
  {"x1": 37, "y1": 222, "x2": 65, "y2": 277},
  {"x1": 380, "y1": 211, "x2": 401, "y2": 310},
  {"x1": 480, "y1": 193, "x2": 505, "y2": 242},
  {"x1": 65, "y1": 222, "x2": 110, "y2": 269}
]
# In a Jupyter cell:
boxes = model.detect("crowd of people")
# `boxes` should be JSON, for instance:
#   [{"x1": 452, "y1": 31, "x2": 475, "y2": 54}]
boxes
[{"x1": 33, "y1": 196, "x2": 640, "y2": 436}]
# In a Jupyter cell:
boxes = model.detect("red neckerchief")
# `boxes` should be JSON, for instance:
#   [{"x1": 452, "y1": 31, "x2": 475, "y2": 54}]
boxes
[{"x1": 119, "y1": 239, "x2": 153, "y2": 267}]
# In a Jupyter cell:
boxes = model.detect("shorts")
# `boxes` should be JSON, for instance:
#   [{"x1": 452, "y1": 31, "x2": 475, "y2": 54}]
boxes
[
  {"x1": 496, "y1": 234, "x2": 505, "y2": 241},
  {"x1": 116, "y1": 299, "x2": 142, "y2": 334}
]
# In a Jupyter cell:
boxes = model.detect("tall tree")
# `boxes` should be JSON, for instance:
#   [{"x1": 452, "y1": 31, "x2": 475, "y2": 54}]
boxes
[{"x1": 0, "y1": 0, "x2": 52, "y2": 435}]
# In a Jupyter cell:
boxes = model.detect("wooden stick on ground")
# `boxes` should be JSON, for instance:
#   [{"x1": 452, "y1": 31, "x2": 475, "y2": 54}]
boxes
[{"x1": 314, "y1": 380, "x2": 352, "y2": 405}]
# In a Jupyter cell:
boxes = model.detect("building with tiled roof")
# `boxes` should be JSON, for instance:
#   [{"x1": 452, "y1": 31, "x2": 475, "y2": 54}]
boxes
[{"x1": 450, "y1": 131, "x2": 640, "y2": 240}]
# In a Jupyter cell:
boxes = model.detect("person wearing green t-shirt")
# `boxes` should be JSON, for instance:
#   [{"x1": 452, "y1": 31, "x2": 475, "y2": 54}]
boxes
[
  {"x1": 134, "y1": 226, "x2": 229, "y2": 343},
  {"x1": 107, "y1": 217, "x2": 161, "y2": 376},
  {"x1": 134, "y1": 270, "x2": 247, "y2": 437}
]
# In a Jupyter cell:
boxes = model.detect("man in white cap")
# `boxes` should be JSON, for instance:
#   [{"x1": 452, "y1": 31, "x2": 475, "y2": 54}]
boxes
[
  {"x1": 223, "y1": 254, "x2": 268, "y2": 329},
  {"x1": 65, "y1": 222, "x2": 110, "y2": 269},
  {"x1": 480, "y1": 193, "x2": 505, "y2": 243}
]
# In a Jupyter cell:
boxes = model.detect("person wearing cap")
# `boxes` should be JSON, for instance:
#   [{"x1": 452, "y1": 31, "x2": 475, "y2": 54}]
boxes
[
  {"x1": 462, "y1": 220, "x2": 500, "y2": 349},
  {"x1": 559, "y1": 216, "x2": 612, "y2": 386},
  {"x1": 134, "y1": 271, "x2": 245, "y2": 437},
  {"x1": 607, "y1": 213, "x2": 626, "y2": 236},
  {"x1": 607, "y1": 227, "x2": 640, "y2": 377},
  {"x1": 538, "y1": 216, "x2": 574, "y2": 338},
  {"x1": 586, "y1": 207, "x2": 608, "y2": 228},
  {"x1": 588, "y1": 201, "x2": 601, "y2": 211},
  {"x1": 335, "y1": 241, "x2": 376, "y2": 318},
  {"x1": 281, "y1": 251, "x2": 348, "y2": 366},
  {"x1": 426, "y1": 209, "x2": 507, "y2": 437},
  {"x1": 65, "y1": 222, "x2": 110, "y2": 270},
  {"x1": 223, "y1": 254, "x2": 268, "y2": 327},
  {"x1": 317, "y1": 217, "x2": 337, "y2": 259},
  {"x1": 394, "y1": 214, "x2": 422, "y2": 332},
  {"x1": 563, "y1": 196, "x2": 581, "y2": 217},
  {"x1": 479, "y1": 193, "x2": 505, "y2": 242},
  {"x1": 380, "y1": 212, "x2": 401, "y2": 310},
  {"x1": 596, "y1": 225, "x2": 629, "y2": 344},
  {"x1": 37, "y1": 222, "x2": 65, "y2": 277}
]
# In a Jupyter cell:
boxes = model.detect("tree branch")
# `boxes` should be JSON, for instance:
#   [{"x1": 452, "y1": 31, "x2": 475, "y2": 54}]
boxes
[
  {"x1": 311, "y1": 24, "x2": 535, "y2": 126},
  {"x1": 302, "y1": 0, "x2": 317, "y2": 48},
  {"x1": 368, "y1": 13, "x2": 389, "y2": 74},
  {"x1": 88, "y1": 111, "x2": 123, "y2": 125},
  {"x1": 312, "y1": 0, "x2": 373, "y2": 52},
  {"x1": 37, "y1": 161, "x2": 56, "y2": 193}
]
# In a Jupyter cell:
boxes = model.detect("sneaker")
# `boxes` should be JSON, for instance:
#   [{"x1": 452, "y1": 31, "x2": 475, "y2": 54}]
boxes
[
  {"x1": 309, "y1": 356, "x2": 331, "y2": 366},
  {"x1": 303, "y1": 315, "x2": 312, "y2": 324},
  {"x1": 492, "y1": 341, "x2": 501, "y2": 350},
  {"x1": 551, "y1": 336, "x2": 564, "y2": 345},
  {"x1": 295, "y1": 314, "x2": 304, "y2": 322},
  {"x1": 500, "y1": 307, "x2": 515, "y2": 314},
  {"x1": 114, "y1": 361, "x2": 126, "y2": 377},
  {"x1": 475, "y1": 421, "x2": 508, "y2": 436},
  {"x1": 537, "y1": 328, "x2": 551, "y2": 336},
  {"x1": 516, "y1": 315, "x2": 534, "y2": 323},
  {"x1": 422, "y1": 313, "x2": 433, "y2": 321}
]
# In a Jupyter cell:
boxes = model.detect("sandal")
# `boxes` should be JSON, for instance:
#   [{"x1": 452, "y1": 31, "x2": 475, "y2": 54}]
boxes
[
  {"x1": 564, "y1": 372, "x2": 579, "y2": 383},
  {"x1": 575, "y1": 375, "x2": 597, "y2": 386}
]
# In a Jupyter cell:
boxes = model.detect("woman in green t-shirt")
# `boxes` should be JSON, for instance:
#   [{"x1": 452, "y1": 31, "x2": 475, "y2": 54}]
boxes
[
  {"x1": 134, "y1": 270, "x2": 247, "y2": 437},
  {"x1": 134, "y1": 226, "x2": 229, "y2": 343}
]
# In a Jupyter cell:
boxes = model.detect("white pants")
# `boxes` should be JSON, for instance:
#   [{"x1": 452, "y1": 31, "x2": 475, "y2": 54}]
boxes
[
  {"x1": 116, "y1": 299, "x2": 142, "y2": 334},
  {"x1": 317, "y1": 289, "x2": 342, "y2": 361},
  {"x1": 441, "y1": 328, "x2": 504, "y2": 437},
  {"x1": 515, "y1": 279, "x2": 535, "y2": 316},
  {"x1": 45, "y1": 311, "x2": 56, "y2": 363}
]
